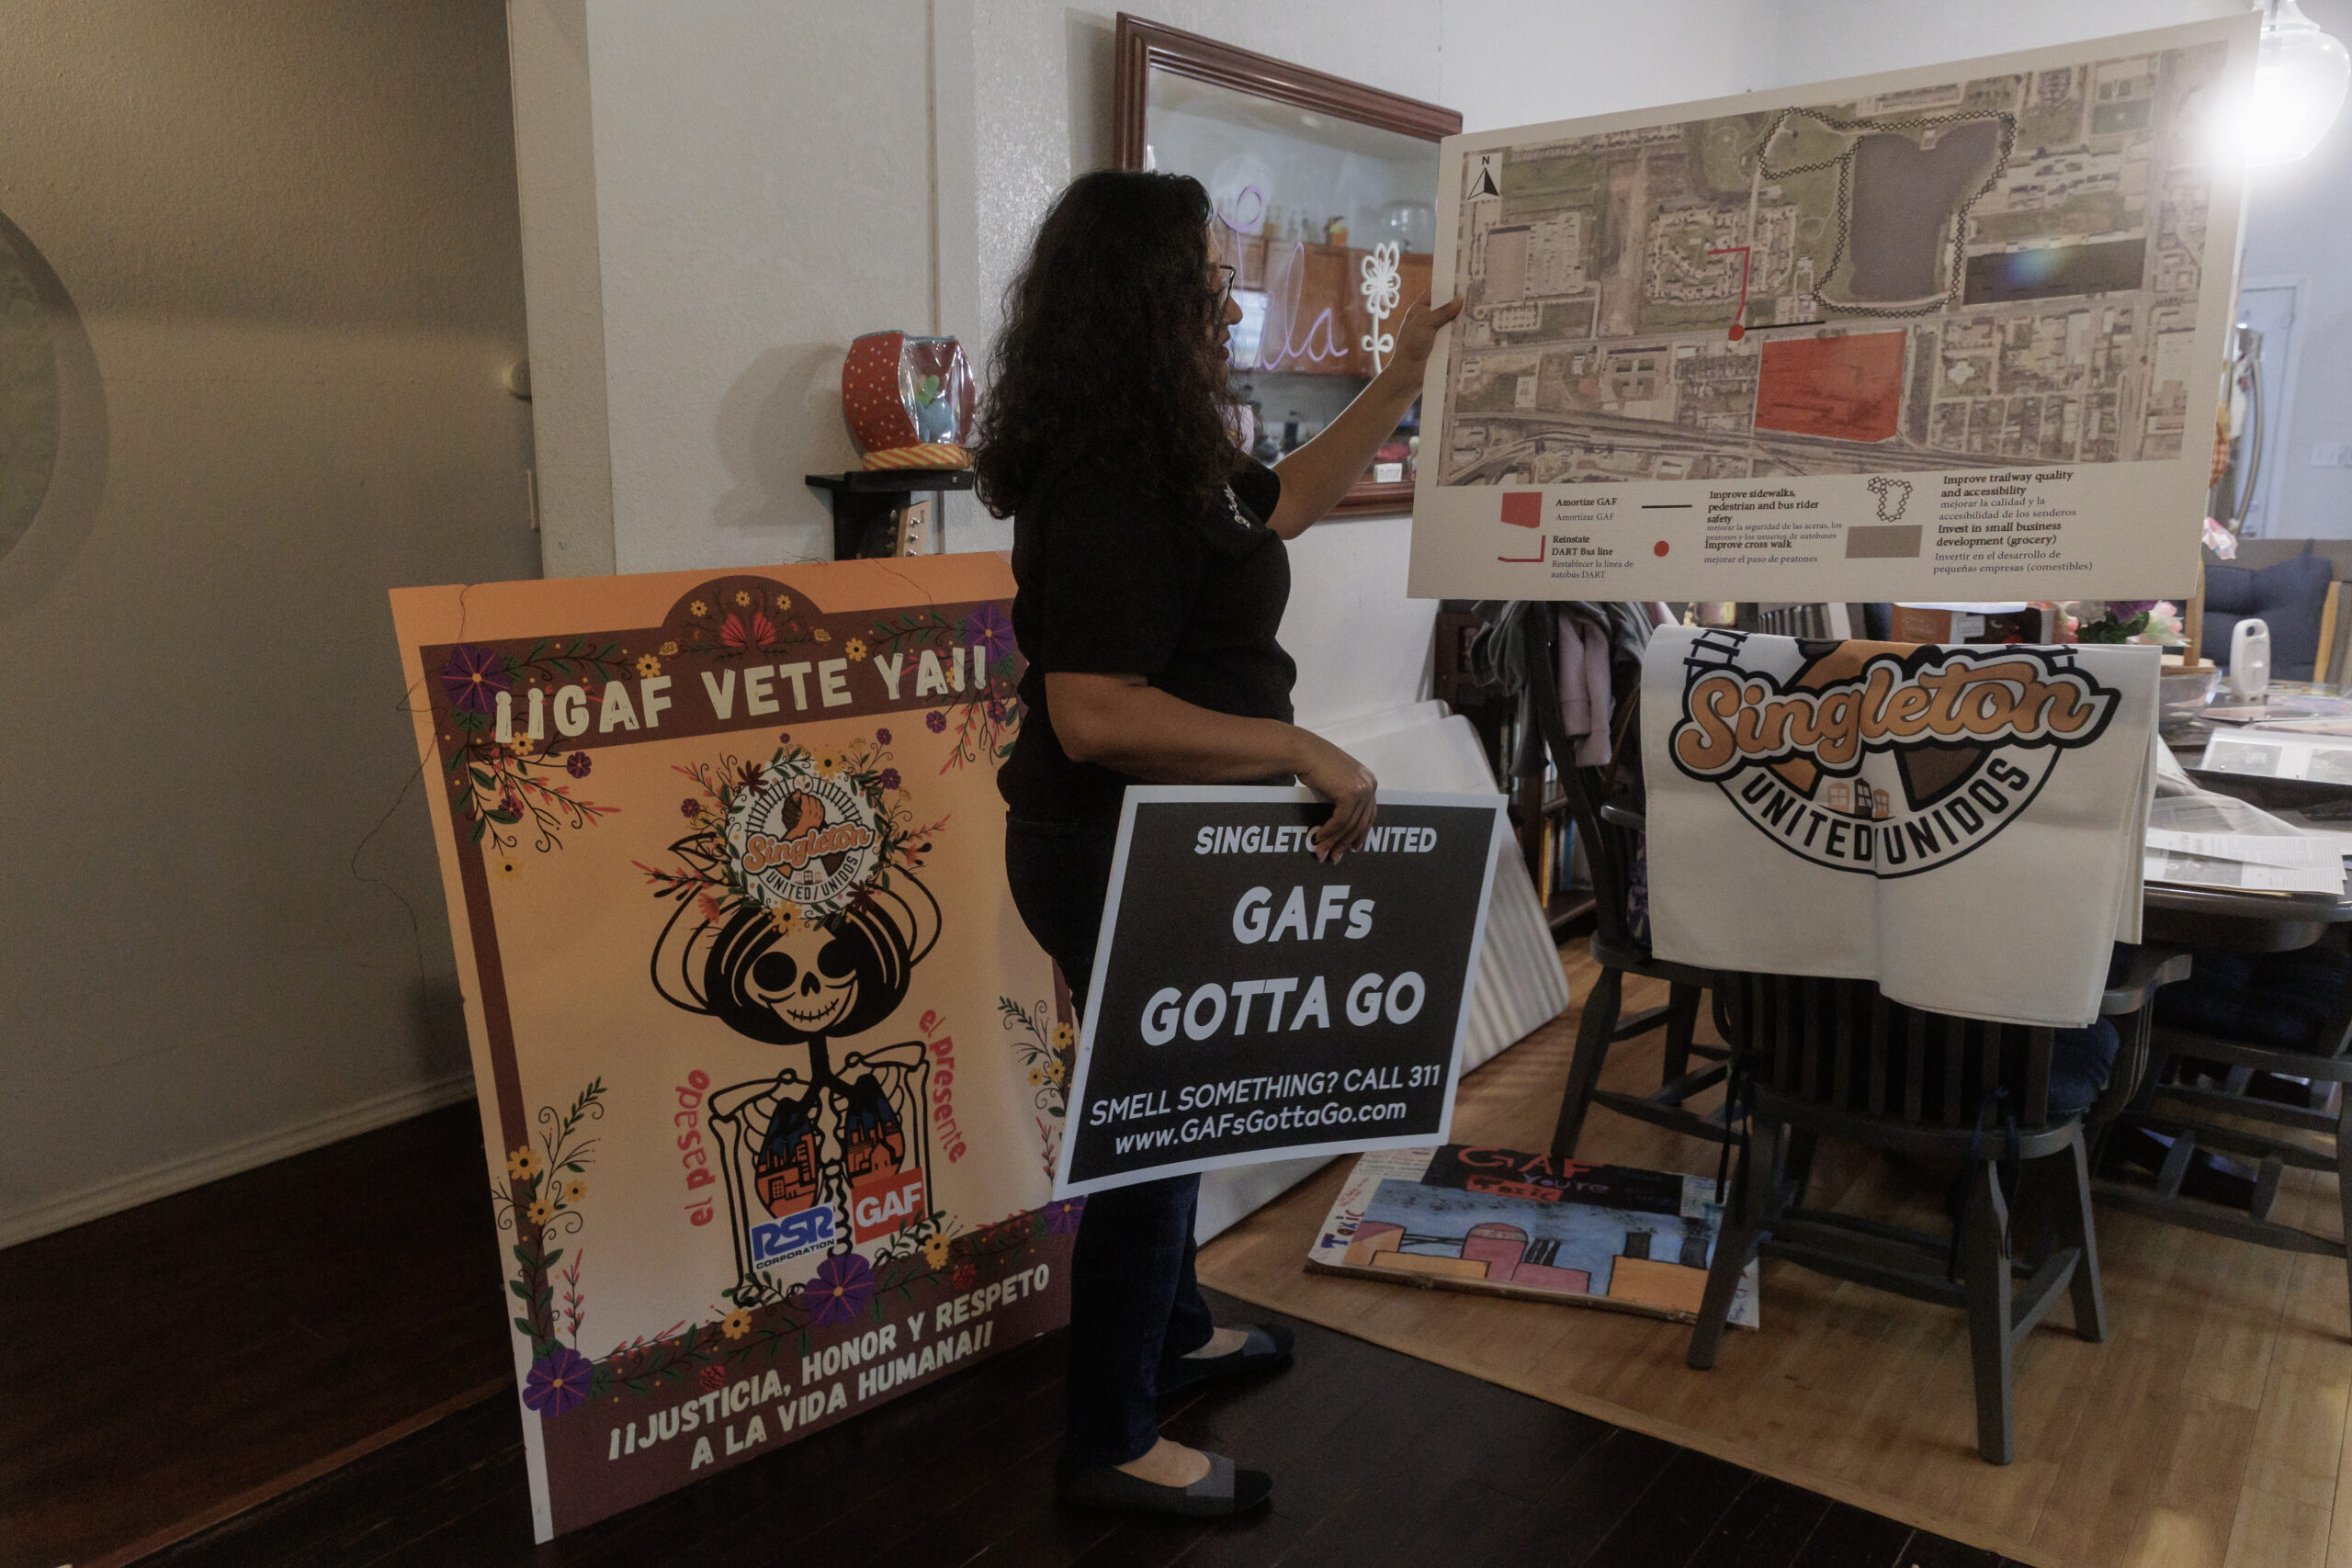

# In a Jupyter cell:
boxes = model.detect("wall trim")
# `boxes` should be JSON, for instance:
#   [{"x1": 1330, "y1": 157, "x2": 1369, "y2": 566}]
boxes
[{"x1": 0, "y1": 1073, "x2": 479, "y2": 1251}]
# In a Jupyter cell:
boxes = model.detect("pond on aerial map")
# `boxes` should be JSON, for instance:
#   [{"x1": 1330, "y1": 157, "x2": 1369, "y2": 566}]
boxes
[{"x1": 1843, "y1": 120, "x2": 2006, "y2": 302}]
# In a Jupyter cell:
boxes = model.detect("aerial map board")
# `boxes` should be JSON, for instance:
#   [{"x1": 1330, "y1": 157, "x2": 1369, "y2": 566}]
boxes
[{"x1": 1408, "y1": 17, "x2": 2256, "y2": 602}]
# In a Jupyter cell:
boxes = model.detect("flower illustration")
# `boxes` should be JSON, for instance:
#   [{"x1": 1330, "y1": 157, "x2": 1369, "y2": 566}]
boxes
[
  {"x1": 734, "y1": 590, "x2": 752, "y2": 607},
  {"x1": 986, "y1": 699, "x2": 1007, "y2": 723},
  {"x1": 895, "y1": 784, "x2": 914, "y2": 805},
  {"x1": 720, "y1": 611, "x2": 776, "y2": 652},
  {"x1": 923, "y1": 1232, "x2": 952, "y2": 1269},
  {"x1": 845, "y1": 637, "x2": 868, "y2": 661},
  {"x1": 807, "y1": 1253, "x2": 876, "y2": 1326},
  {"x1": 438, "y1": 645, "x2": 512, "y2": 715},
  {"x1": 925, "y1": 711, "x2": 947, "y2": 733},
  {"x1": 661, "y1": 640, "x2": 679, "y2": 657},
  {"x1": 1048, "y1": 1059, "x2": 1067, "y2": 1085},
  {"x1": 721, "y1": 1306, "x2": 753, "y2": 1340},
  {"x1": 952, "y1": 1263, "x2": 978, "y2": 1292},
  {"x1": 768, "y1": 903, "x2": 802, "y2": 937},
  {"x1": 681, "y1": 798, "x2": 703, "y2": 819},
  {"x1": 878, "y1": 767, "x2": 901, "y2": 791},
  {"x1": 689, "y1": 599, "x2": 707, "y2": 617},
  {"x1": 813, "y1": 627, "x2": 831, "y2": 644},
  {"x1": 965, "y1": 604, "x2": 1015, "y2": 666},
  {"x1": 527, "y1": 1197, "x2": 554, "y2": 1225},
  {"x1": 815, "y1": 753, "x2": 841, "y2": 778},
  {"x1": 699, "y1": 1363, "x2": 727, "y2": 1392},
  {"x1": 777, "y1": 732, "x2": 791, "y2": 745},
  {"x1": 507, "y1": 1145, "x2": 542, "y2": 1181},
  {"x1": 775, "y1": 592, "x2": 793, "y2": 612},
  {"x1": 1027, "y1": 1065, "x2": 1045, "y2": 1088},
  {"x1": 508, "y1": 732, "x2": 537, "y2": 757},
  {"x1": 562, "y1": 1179, "x2": 587, "y2": 1204},
  {"x1": 523, "y1": 1346, "x2": 594, "y2": 1417},
  {"x1": 492, "y1": 853, "x2": 524, "y2": 881},
  {"x1": 566, "y1": 752, "x2": 593, "y2": 779},
  {"x1": 1053, "y1": 1022, "x2": 1075, "y2": 1051},
  {"x1": 1046, "y1": 1198, "x2": 1084, "y2": 1235},
  {"x1": 636, "y1": 654, "x2": 662, "y2": 678}
]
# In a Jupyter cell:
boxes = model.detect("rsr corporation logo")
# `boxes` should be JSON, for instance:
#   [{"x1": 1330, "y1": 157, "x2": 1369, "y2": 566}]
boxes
[
  {"x1": 726, "y1": 767, "x2": 881, "y2": 910},
  {"x1": 1668, "y1": 631, "x2": 2119, "y2": 877}
]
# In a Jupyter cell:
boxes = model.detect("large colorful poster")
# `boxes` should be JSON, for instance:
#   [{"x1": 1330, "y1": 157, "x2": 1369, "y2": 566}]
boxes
[
  {"x1": 390, "y1": 556, "x2": 1076, "y2": 1540},
  {"x1": 1408, "y1": 16, "x2": 2256, "y2": 602}
]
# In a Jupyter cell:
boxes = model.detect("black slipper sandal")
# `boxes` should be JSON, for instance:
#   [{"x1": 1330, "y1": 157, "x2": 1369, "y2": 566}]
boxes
[
  {"x1": 1057, "y1": 1452, "x2": 1272, "y2": 1517},
  {"x1": 1157, "y1": 1324, "x2": 1295, "y2": 1397}
]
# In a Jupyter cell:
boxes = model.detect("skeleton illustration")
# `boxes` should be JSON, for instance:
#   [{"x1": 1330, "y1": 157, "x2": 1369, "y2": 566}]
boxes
[{"x1": 652, "y1": 837, "x2": 941, "y2": 1303}]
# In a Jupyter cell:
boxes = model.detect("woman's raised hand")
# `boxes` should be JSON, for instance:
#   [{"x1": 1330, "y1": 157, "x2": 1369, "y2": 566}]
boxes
[
  {"x1": 1293, "y1": 732, "x2": 1378, "y2": 862},
  {"x1": 1386, "y1": 294, "x2": 1464, "y2": 376}
]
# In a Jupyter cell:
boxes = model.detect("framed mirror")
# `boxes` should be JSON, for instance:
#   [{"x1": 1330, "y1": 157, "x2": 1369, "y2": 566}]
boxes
[{"x1": 1114, "y1": 16, "x2": 1461, "y2": 518}]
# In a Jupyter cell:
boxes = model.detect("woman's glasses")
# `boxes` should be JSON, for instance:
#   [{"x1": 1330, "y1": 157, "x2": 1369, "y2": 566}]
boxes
[{"x1": 1211, "y1": 265, "x2": 1238, "y2": 311}]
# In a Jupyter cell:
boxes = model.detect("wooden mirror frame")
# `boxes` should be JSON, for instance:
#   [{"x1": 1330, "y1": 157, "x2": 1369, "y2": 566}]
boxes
[{"x1": 1112, "y1": 14, "x2": 1463, "y2": 519}]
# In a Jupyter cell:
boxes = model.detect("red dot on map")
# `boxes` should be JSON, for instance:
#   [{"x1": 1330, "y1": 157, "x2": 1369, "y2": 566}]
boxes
[
  {"x1": 1727, "y1": 323, "x2": 1746, "y2": 341},
  {"x1": 1654, "y1": 540, "x2": 1669, "y2": 557}
]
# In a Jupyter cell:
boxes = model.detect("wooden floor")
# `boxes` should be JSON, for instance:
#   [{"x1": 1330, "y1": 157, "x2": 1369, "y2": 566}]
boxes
[
  {"x1": 140, "y1": 1287, "x2": 2000, "y2": 1568},
  {"x1": 1195, "y1": 946, "x2": 2352, "y2": 1568},
  {"x1": 0, "y1": 1105, "x2": 512, "y2": 1568},
  {"x1": 6, "y1": 1040, "x2": 1970, "y2": 1567}
]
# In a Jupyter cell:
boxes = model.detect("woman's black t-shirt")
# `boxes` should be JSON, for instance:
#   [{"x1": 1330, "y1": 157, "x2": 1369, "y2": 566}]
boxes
[{"x1": 1000, "y1": 456, "x2": 1294, "y2": 822}]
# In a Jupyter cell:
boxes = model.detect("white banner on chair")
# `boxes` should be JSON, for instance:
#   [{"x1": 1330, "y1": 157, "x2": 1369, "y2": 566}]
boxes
[{"x1": 1641, "y1": 626, "x2": 2158, "y2": 1027}]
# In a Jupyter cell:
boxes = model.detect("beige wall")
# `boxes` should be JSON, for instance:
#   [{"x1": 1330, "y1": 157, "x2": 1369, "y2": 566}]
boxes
[{"x1": 0, "y1": 0, "x2": 538, "y2": 1243}]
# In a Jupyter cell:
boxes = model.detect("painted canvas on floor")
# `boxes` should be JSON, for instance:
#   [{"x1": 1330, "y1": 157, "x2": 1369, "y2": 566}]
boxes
[
  {"x1": 390, "y1": 555, "x2": 1076, "y2": 1540},
  {"x1": 1308, "y1": 1145, "x2": 1758, "y2": 1326}
]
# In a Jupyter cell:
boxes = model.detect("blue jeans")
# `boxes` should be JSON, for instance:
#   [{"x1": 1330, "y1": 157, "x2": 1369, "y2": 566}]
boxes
[{"x1": 1005, "y1": 815, "x2": 1216, "y2": 1472}]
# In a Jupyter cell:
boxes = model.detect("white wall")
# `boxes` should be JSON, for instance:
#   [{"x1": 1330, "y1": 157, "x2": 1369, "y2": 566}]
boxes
[
  {"x1": 524, "y1": 0, "x2": 1777, "y2": 732},
  {"x1": 0, "y1": 0, "x2": 539, "y2": 1244},
  {"x1": 2239, "y1": 0, "x2": 2352, "y2": 538},
  {"x1": 1767, "y1": 0, "x2": 2244, "y2": 80}
]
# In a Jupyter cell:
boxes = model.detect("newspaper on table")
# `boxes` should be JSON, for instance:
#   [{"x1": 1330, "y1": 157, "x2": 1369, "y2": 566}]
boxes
[
  {"x1": 2141, "y1": 781, "x2": 2351, "y2": 895},
  {"x1": 2200, "y1": 730, "x2": 2352, "y2": 785},
  {"x1": 1307, "y1": 1145, "x2": 1759, "y2": 1328}
]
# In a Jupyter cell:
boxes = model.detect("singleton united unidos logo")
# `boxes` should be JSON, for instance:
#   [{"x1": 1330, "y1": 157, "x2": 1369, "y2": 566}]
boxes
[
  {"x1": 726, "y1": 762, "x2": 883, "y2": 916},
  {"x1": 1667, "y1": 630, "x2": 2120, "y2": 877}
]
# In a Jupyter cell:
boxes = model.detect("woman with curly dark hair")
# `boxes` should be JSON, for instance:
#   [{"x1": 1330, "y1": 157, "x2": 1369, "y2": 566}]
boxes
[{"x1": 977, "y1": 168, "x2": 1457, "y2": 1517}]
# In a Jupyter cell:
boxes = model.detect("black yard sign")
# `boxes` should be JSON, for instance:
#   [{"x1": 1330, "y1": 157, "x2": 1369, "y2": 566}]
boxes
[{"x1": 1054, "y1": 787, "x2": 1510, "y2": 1196}]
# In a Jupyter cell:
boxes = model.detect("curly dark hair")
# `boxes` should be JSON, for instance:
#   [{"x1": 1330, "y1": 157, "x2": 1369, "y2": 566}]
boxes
[{"x1": 973, "y1": 169, "x2": 1239, "y2": 519}]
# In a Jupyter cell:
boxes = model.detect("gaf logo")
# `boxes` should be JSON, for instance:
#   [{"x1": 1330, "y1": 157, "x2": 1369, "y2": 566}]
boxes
[
  {"x1": 751, "y1": 1203, "x2": 837, "y2": 1267},
  {"x1": 850, "y1": 1168, "x2": 927, "y2": 1244}
]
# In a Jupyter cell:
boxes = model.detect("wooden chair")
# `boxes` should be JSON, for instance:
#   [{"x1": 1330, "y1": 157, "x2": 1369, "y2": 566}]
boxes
[
  {"x1": 1522, "y1": 610, "x2": 1732, "y2": 1160},
  {"x1": 1686, "y1": 953, "x2": 2188, "y2": 1463},
  {"x1": 2095, "y1": 930, "x2": 2352, "y2": 1325}
]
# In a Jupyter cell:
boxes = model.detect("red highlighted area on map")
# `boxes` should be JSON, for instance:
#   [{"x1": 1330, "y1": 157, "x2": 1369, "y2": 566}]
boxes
[{"x1": 1752, "y1": 331, "x2": 1907, "y2": 444}]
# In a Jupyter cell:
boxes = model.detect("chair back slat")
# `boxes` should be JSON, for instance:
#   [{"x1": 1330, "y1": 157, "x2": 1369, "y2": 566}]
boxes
[
  {"x1": 1775, "y1": 975, "x2": 1797, "y2": 1091},
  {"x1": 1903, "y1": 1010, "x2": 1928, "y2": 1123},
  {"x1": 1802, "y1": 982, "x2": 1824, "y2": 1100},
  {"x1": 2022, "y1": 1028, "x2": 2053, "y2": 1127},
  {"x1": 1941, "y1": 1016, "x2": 1968, "y2": 1128},
  {"x1": 1832, "y1": 980, "x2": 1856, "y2": 1109},
  {"x1": 1979, "y1": 1024, "x2": 2002, "y2": 1126},
  {"x1": 1868, "y1": 992, "x2": 1891, "y2": 1115}
]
